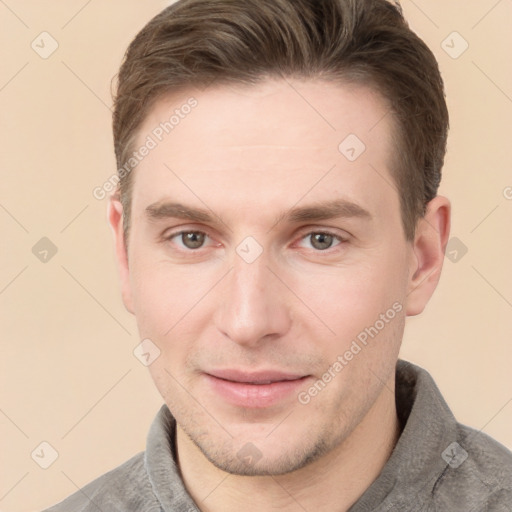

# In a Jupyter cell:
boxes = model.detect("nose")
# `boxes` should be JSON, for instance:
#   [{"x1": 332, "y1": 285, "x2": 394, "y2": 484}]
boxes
[{"x1": 213, "y1": 251, "x2": 292, "y2": 347}]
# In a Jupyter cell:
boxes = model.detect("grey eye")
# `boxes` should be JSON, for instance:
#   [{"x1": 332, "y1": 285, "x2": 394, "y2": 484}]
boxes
[{"x1": 309, "y1": 233, "x2": 335, "y2": 250}]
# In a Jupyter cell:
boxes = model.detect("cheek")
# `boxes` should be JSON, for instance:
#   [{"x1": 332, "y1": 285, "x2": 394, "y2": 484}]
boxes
[
  {"x1": 294, "y1": 262, "x2": 407, "y2": 408},
  {"x1": 285, "y1": 255, "x2": 409, "y2": 381},
  {"x1": 292, "y1": 253, "x2": 407, "y2": 333},
  {"x1": 130, "y1": 262, "x2": 207, "y2": 395},
  {"x1": 129, "y1": 258, "x2": 211, "y2": 339}
]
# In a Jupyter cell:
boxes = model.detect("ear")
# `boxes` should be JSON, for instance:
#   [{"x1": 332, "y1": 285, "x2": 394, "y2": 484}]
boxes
[
  {"x1": 406, "y1": 195, "x2": 451, "y2": 316},
  {"x1": 107, "y1": 194, "x2": 135, "y2": 314}
]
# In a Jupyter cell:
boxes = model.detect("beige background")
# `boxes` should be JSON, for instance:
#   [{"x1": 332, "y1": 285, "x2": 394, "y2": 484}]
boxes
[{"x1": 0, "y1": 1, "x2": 511, "y2": 510}]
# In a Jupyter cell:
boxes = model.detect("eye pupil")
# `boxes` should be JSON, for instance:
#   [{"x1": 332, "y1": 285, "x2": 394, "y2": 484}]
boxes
[
  {"x1": 311, "y1": 233, "x2": 333, "y2": 250},
  {"x1": 182, "y1": 232, "x2": 205, "y2": 249}
]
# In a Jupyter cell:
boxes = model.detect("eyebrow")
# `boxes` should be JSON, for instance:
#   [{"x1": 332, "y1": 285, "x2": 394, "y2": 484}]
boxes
[{"x1": 144, "y1": 199, "x2": 372, "y2": 226}]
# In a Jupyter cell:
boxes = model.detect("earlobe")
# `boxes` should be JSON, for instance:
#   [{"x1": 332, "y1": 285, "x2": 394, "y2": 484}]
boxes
[
  {"x1": 107, "y1": 194, "x2": 135, "y2": 314},
  {"x1": 405, "y1": 196, "x2": 451, "y2": 316}
]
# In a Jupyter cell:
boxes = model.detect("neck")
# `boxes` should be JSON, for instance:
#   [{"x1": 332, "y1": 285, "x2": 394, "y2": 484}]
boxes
[{"x1": 176, "y1": 373, "x2": 400, "y2": 512}]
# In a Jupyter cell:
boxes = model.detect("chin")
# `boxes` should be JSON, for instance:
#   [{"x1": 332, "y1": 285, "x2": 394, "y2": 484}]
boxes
[{"x1": 191, "y1": 431, "x2": 332, "y2": 477}]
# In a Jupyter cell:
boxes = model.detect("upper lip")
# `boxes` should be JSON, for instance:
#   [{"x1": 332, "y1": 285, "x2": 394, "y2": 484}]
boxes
[{"x1": 206, "y1": 369, "x2": 307, "y2": 384}]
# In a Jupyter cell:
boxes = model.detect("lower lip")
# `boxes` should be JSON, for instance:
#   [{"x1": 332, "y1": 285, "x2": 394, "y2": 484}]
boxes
[{"x1": 204, "y1": 374, "x2": 310, "y2": 408}]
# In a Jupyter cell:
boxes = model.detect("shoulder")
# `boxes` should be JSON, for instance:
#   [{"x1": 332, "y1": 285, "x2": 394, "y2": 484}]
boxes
[
  {"x1": 459, "y1": 422, "x2": 512, "y2": 477},
  {"x1": 432, "y1": 423, "x2": 512, "y2": 510},
  {"x1": 42, "y1": 451, "x2": 161, "y2": 512}
]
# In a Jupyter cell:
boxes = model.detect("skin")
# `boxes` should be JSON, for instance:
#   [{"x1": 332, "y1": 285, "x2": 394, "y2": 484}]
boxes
[{"x1": 108, "y1": 78, "x2": 450, "y2": 511}]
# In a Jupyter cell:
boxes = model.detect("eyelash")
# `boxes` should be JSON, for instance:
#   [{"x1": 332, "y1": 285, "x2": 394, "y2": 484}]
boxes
[{"x1": 162, "y1": 228, "x2": 347, "y2": 254}]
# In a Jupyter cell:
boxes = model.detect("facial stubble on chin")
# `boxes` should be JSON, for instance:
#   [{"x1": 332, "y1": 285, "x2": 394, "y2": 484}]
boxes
[{"x1": 175, "y1": 406, "x2": 356, "y2": 478}]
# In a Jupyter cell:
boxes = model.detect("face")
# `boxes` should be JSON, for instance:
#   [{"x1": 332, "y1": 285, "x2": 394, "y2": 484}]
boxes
[{"x1": 111, "y1": 79, "x2": 433, "y2": 476}]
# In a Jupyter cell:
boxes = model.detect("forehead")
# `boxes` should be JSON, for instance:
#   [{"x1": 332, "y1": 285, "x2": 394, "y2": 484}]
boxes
[{"x1": 130, "y1": 78, "x2": 398, "y2": 225}]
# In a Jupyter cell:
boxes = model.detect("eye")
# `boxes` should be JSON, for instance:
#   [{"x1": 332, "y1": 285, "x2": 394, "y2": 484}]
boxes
[
  {"x1": 297, "y1": 231, "x2": 344, "y2": 251},
  {"x1": 166, "y1": 230, "x2": 209, "y2": 250}
]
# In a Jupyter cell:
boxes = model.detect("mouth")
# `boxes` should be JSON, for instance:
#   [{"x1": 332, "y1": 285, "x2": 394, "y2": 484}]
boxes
[{"x1": 203, "y1": 369, "x2": 311, "y2": 408}]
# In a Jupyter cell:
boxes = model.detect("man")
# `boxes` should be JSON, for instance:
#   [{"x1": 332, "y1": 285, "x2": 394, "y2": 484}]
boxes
[{"x1": 46, "y1": 0, "x2": 512, "y2": 510}]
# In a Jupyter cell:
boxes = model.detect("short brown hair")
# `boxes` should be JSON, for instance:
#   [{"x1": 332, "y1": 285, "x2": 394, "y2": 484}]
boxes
[{"x1": 112, "y1": 0, "x2": 448, "y2": 241}]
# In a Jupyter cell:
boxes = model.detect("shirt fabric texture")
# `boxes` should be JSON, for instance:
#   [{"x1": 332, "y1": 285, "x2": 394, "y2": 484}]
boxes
[{"x1": 44, "y1": 360, "x2": 512, "y2": 511}]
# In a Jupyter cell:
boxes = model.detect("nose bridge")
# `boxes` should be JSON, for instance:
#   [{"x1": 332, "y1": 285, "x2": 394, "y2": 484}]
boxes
[
  {"x1": 213, "y1": 246, "x2": 291, "y2": 346},
  {"x1": 233, "y1": 257, "x2": 265, "y2": 310}
]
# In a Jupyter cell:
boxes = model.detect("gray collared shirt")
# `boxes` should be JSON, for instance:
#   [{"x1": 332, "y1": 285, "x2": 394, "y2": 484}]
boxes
[{"x1": 44, "y1": 360, "x2": 512, "y2": 511}]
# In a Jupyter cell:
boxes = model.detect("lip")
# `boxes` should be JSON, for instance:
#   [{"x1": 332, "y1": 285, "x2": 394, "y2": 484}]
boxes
[
  {"x1": 208, "y1": 369, "x2": 306, "y2": 383},
  {"x1": 204, "y1": 369, "x2": 310, "y2": 408}
]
